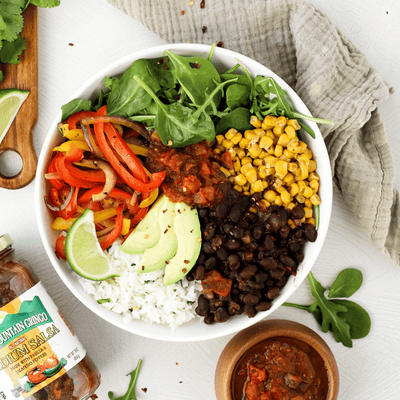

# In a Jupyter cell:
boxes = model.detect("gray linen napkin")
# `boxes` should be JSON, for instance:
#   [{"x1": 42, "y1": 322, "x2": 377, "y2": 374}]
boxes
[{"x1": 107, "y1": 0, "x2": 399, "y2": 265}]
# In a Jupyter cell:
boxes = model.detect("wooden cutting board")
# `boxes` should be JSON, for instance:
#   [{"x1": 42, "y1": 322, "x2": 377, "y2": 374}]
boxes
[{"x1": 0, "y1": 4, "x2": 38, "y2": 189}]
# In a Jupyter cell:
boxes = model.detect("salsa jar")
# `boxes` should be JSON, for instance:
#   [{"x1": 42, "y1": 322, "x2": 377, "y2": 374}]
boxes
[{"x1": 0, "y1": 234, "x2": 101, "y2": 400}]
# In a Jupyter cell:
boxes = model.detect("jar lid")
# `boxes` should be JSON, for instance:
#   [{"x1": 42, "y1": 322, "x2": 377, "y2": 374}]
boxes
[{"x1": 0, "y1": 234, "x2": 13, "y2": 252}]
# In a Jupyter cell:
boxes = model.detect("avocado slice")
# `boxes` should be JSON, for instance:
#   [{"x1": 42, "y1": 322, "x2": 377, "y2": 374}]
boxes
[
  {"x1": 163, "y1": 202, "x2": 201, "y2": 286},
  {"x1": 138, "y1": 196, "x2": 178, "y2": 273},
  {"x1": 120, "y1": 195, "x2": 164, "y2": 254}
]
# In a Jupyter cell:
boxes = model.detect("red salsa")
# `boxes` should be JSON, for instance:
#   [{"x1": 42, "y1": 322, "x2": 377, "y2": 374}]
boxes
[
  {"x1": 146, "y1": 134, "x2": 232, "y2": 208},
  {"x1": 232, "y1": 337, "x2": 329, "y2": 400}
]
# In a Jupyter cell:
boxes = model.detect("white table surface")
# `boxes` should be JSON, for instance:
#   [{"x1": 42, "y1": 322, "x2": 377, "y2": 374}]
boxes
[{"x1": 1, "y1": 0, "x2": 399, "y2": 399}]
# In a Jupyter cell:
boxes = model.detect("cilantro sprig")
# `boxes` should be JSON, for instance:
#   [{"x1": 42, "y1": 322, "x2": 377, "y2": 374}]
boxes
[{"x1": 0, "y1": 0, "x2": 60, "y2": 81}]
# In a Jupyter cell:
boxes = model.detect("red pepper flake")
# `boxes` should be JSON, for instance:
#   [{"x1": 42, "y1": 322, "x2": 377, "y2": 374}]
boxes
[
  {"x1": 184, "y1": 260, "x2": 190, "y2": 264},
  {"x1": 202, "y1": 26, "x2": 207, "y2": 33},
  {"x1": 181, "y1": 10, "x2": 185, "y2": 15},
  {"x1": 141, "y1": 388, "x2": 148, "y2": 393},
  {"x1": 182, "y1": 268, "x2": 188, "y2": 273},
  {"x1": 190, "y1": 229, "x2": 194, "y2": 233},
  {"x1": 164, "y1": 229, "x2": 169, "y2": 234},
  {"x1": 157, "y1": 58, "x2": 163, "y2": 64},
  {"x1": 176, "y1": 362, "x2": 179, "y2": 365},
  {"x1": 189, "y1": 62, "x2": 201, "y2": 69},
  {"x1": 142, "y1": 266, "x2": 145, "y2": 270},
  {"x1": 163, "y1": 64, "x2": 169, "y2": 70},
  {"x1": 217, "y1": 41, "x2": 224, "y2": 47},
  {"x1": 163, "y1": 209, "x2": 167, "y2": 213},
  {"x1": 165, "y1": 260, "x2": 170, "y2": 264},
  {"x1": 200, "y1": 0, "x2": 205, "y2": 8},
  {"x1": 69, "y1": 43, "x2": 74, "y2": 46},
  {"x1": 179, "y1": 381, "x2": 183, "y2": 383}
]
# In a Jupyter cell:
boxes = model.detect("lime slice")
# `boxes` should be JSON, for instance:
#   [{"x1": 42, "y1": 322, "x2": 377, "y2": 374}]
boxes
[
  {"x1": 65, "y1": 209, "x2": 120, "y2": 281},
  {"x1": 0, "y1": 89, "x2": 30, "y2": 145}
]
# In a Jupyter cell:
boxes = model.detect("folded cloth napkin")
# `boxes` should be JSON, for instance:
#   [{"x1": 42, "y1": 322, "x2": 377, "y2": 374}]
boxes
[{"x1": 108, "y1": 0, "x2": 399, "y2": 265}]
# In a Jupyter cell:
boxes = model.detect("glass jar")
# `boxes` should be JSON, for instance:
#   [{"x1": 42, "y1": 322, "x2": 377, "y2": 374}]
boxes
[{"x1": 0, "y1": 234, "x2": 101, "y2": 400}]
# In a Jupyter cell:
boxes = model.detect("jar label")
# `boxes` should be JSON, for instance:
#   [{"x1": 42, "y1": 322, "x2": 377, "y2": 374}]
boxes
[{"x1": 0, "y1": 282, "x2": 86, "y2": 398}]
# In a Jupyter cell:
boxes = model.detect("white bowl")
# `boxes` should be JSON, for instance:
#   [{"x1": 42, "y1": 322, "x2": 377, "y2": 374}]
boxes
[{"x1": 35, "y1": 43, "x2": 332, "y2": 342}]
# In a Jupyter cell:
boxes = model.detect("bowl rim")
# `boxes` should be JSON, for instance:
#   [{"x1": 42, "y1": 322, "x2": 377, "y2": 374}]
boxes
[
  {"x1": 35, "y1": 43, "x2": 333, "y2": 342},
  {"x1": 214, "y1": 319, "x2": 340, "y2": 400}
]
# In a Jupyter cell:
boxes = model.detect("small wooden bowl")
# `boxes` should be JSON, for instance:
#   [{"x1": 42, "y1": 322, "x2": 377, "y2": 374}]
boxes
[{"x1": 215, "y1": 319, "x2": 339, "y2": 400}]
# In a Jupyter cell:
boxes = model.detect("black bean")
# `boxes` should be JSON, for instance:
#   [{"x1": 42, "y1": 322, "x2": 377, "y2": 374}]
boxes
[
  {"x1": 204, "y1": 256, "x2": 217, "y2": 270},
  {"x1": 291, "y1": 204, "x2": 305, "y2": 220},
  {"x1": 197, "y1": 294, "x2": 209, "y2": 315},
  {"x1": 202, "y1": 222, "x2": 216, "y2": 241},
  {"x1": 211, "y1": 235, "x2": 223, "y2": 249},
  {"x1": 228, "y1": 188, "x2": 241, "y2": 200},
  {"x1": 269, "y1": 268, "x2": 285, "y2": 280},
  {"x1": 228, "y1": 300, "x2": 242, "y2": 315},
  {"x1": 264, "y1": 235, "x2": 275, "y2": 251},
  {"x1": 204, "y1": 315, "x2": 214, "y2": 324},
  {"x1": 250, "y1": 192, "x2": 262, "y2": 203},
  {"x1": 252, "y1": 225, "x2": 264, "y2": 241},
  {"x1": 239, "y1": 264, "x2": 258, "y2": 280},
  {"x1": 215, "y1": 202, "x2": 229, "y2": 220},
  {"x1": 259, "y1": 257, "x2": 278, "y2": 270},
  {"x1": 255, "y1": 271, "x2": 269, "y2": 283},
  {"x1": 198, "y1": 208, "x2": 208, "y2": 219},
  {"x1": 202, "y1": 242, "x2": 215, "y2": 254},
  {"x1": 244, "y1": 211, "x2": 258, "y2": 225},
  {"x1": 214, "y1": 307, "x2": 229, "y2": 322},
  {"x1": 304, "y1": 223, "x2": 318, "y2": 242},
  {"x1": 241, "y1": 230, "x2": 252, "y2": 245},
  {"x1": 255, "y1": 301, "x2": 272, "y2": 312},
  {"x1": 226, "y1": 255, "x2": 240, "y2": 271},
  {"x1": 222, "y1": 222, "x2": 234, "y2": 235},
  {"x1": 265, "y1": 213, "x2": 282, "y2": 232},
  {"x1": 267, "y1": 287, "x2": 280, "y2": 300},
  {"x1": 216, "y1": 246, "x2": 228, "y2": 261},
  {"x1": 276, "y1": 275, "x2": 289, "y2": 288},
  {"x1": 244, "y1": 305, "x2": 256, "y2": 318},
  {"x1": 229, "y1": 204, "x2": 243, "y2": 223},
  {"x1": 243, "y1": 293, "x2": 259, "y2": 306},
  {"x1": 279, "y1": 224, "x2": 290, "y2": 239},
  {"x1": 231, "y1": 226, "x2": 244, "y2": 239},
  {"x1": 242, "y1": 249, "x2": 254, "y2": 263},
  {"x1": 193, "y1": 265, "x2": 205, "y2": 280},
  {"x1": 280, "y1": 255, "x2": 296, "y2": 270},
  {"x1": 225, "y1": 238, "x2": 241, "y2": 251}
]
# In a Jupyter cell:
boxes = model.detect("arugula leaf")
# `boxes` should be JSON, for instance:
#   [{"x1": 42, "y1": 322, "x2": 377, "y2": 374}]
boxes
[
  {"x1": 108, "y1": 359, "x2": 142, "y2": 400},
  {"x1": 328, "y1": 268, "x2": 363, "y2": 298},
  {"x1": 284, "y1": 269, "x2": 371, "y2": 348},
  {"x1": 61, "y1": 98, "x2": 92, "y2": 121},
  {"x1": 0, "y1": 36, "x2": 25, "y2": 64}
]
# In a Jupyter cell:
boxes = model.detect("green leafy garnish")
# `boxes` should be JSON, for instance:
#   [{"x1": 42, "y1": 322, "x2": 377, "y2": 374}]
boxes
[
  {"x1": 108, "y1": 359, "x2": 142, "y2": 400},
  {"x1": 284, "y1": 269, "x2": 371, "y2": 347},
  {"x1": 0, "y1": 1, "x2": 59, "y2": 68},
  {"x1": 61, "y1": 98, "x2": 92, "y2": 121},
  {"x1": 97, "y1": 298, "x2": 111, "y2": 304}
]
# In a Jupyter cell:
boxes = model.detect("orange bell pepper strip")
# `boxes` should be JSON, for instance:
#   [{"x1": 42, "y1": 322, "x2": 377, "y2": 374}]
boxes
[{"x1": 47, "y1": 153, "x2": 64, "y2": 189}]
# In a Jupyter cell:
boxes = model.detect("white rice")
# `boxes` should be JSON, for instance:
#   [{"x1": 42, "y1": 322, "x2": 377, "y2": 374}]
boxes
[{"x1": 75, "y1": 241, "x2": 203, "y2": 330}]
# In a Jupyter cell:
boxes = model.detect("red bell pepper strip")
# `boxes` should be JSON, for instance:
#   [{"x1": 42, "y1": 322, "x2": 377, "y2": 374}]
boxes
[
  {"x1": 99, "y1": 204, "x2": 124, "y2": 250},
  {"x1": 67, "y1": 110, "x2": 96, "y2": 129},
  {"x1": 55, "y1": 234, "x2": 67, "y2": 260},
  {"x1": 47, "y1": 154, "x2": 64, "y2": 189},
  {"x1": 78, "y1": 186, "x2": 132, "y2": 203},
  {"x1": 130, "y1": 206, "x2": 148, "y2": 227},
  {"x1": 103, "y1": 122, "x2": 148, "y2": 183},
  {"x1": 51, "y1": 185, "x2": 79, "y2": 220},
  {"x1": 93, "y1": 108, "x2": 165, "y2": 193}
]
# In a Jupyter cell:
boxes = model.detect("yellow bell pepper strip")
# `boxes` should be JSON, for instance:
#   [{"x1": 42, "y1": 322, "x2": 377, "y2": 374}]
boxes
[
  {"x1": 62, "y1": 125, "x2": 85, "y2": 141},
  {"x1": 53, "y1": 140, "x2": 91, "y2": 153},
  {"x1": 121, "y1": 218, "x2": 131, "y2": 235},
  {"x1": 52, "y1": 207, "x2": 118, "y2": 230},
  {"x1": 126, "y1": 143, "x2": 148, "y2": 157},
  {"x1": 139, "y1": 187, "x2": 159, "y2": 208}
]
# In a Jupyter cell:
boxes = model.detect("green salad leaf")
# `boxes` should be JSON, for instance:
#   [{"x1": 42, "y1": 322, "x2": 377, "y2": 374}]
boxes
[
  {"x1": 284, "y1": 269, "x2": 371, "y2": 348},
  {"x1": 108, "y1": 359, "x2": 142, "y2": 400},
  {"x1": 61, "y1": 98, "x2": 92, "y2": 121}
]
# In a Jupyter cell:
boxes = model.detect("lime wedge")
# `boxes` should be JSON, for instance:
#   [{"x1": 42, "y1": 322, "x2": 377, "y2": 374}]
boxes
[
  {"x1": 65, "y1": 209, "x2": 120, "y2": 281},
  {"x1": 0, "y1": 89, "x2": 30, "y2": 145}
]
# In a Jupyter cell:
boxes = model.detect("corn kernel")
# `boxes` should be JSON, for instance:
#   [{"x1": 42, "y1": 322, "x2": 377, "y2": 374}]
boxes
[
  {"x1": 253, "y1": 128, "x2": 265, "y2": 136},
  {"x1": 265, "y1": 129, "x2": 275, "y2": 139},
  {"x1": 250, "y1": 115, "x2": 262, "y2": 128},
  {"x1": 274, "y1": 178, "x2": 283, "y2": 189},
  {"x1": 259, "y1": 150, "x2": 268, "y2": 158},
  {"x1": 303, "y1": 148, "x2": 313, "y2": 159},
  {"x1": 261, "y1": 199, "x2": 270, "y2": 208},
  {"x1": 248, "y1": 144, "x2": 262, "y2": 158},
  {"x1": 264, "y1": 156, "x2": 277, "y2": 168},
  {"x1": 244, "y1": 130, "x2": 256, "y2": 140},
  {"x1": 310, "y1": 193, "x2": 321, "y2": 206},
  {"x1": 259, "y1": 136, "x2": 274, "y2": 150},
  {"x1": 251, "y1": 180, "x2": 264, "y2": 192},
  {"x1": 213, "y1": 148, "x2": 222, "y2": 155},
  {"x1": 290, "y1": 183, "x2": 300, "y2": 197},
  {"x1": 274, "y1": 196, "x2": 283, "y2": 206},
  {"x1": 262, "y1": 181, "x2": 268, "y2": 189},
  {"x1": 222, "y1": 139, "x2": 234, "y2": 149},
  {"x1": 296, "y1": 194, "x2": 306, "y2": 203},
  {"x1": 225, "y1": 128, "x2": 237, "y2": 140},
  {"x1": 298, "y1": 180, "x2": 307, "y2": 193},
  {"x1": 274, "y1": 145, "x2": 283, "y2": 157},
  {"x1": 241, "y1": 156, "x2": 252, "y2": 165},
  {"x1": 243, "y1": 191, "x2": 251, "y2": 196},
  {"x1": 304, "y1": 207, "x2": 313, "y2": 218},
  {"x1": 284, "y1": 125, "x2": 297, "y2": 140},
  {"x1": 288, "y1": 162, "x2": 298, "y2": 173},
  {"x1": 303, "y1": 186, "x2": 314, "y2": 198},
  {"x1": 296, "y1": 163, "x2": 309, "y2": 181},
  {"x1": 283, "y1": 173, "x2": 294, "y2": 185},
  {"x1": 265, "y1": 167, "x2": 275, "y2": 176},
  {"x1": 307, "y1": 160, "x2": 317, "y2": 172},
  {"x1": 309, "y1": 179, "x2": 319, "y2": 191},
  {"x1": 304, "y1": 199, "x2": 312, "y2": 209},
  {"x1": 309, "y1": 172, "x2": 320, "y2": 181},
  {"x1": 273, "y1": 126, "x2": 284, "y2": 136},
  {"x1": 276, "y1": 186, "x2": 286, "y2": 194},
  {"x1": 263, "y1": 115, "x2": 276, "y2": 127},
  {"x1": 216, "y1": 135, "x2": 224, "y2": 144},
  {"x1": 234, "y1": 174, "x2": 247, "y2": 186},
  {"x1": 234, "y1": 157, "x2": 241, "y2": 172},
  {"x1": 275, "y1": 116, "x2": 287, "y2": 127},
  {"x1": 287, "y1": 202, "x2": 296, "y2": 211},
  {"x1": 245, "y1": 168, "x2": 258, "y2": 184},
  {"x1": 258, "y1": 166, "x2": 268, "y2": 179},
  {"x1": 264, "y1": 190, "x2": 277, "y2": 202},
  {"x1": 239, "y1": 137, "x2": 249, "y2": 148},
  {"x1": 240, "y1": 163, "x2": 253, "y2": 174},
  {"x1": 243, "y1": 183, "x2": 250, "y2": 191},
  {"x1": 232, "y1": 132, "x2": 243, "y2": 145},
  {"x1": 220, "y1": 167, "x2": 231, "y2": 177},
  {"x1": 253, "y1": 158, "x2": 264, "y2": 167},
  {"x1": 233, "y1": 184, "x2": 243, "y2": 192},
  {"x1": 275, "y1": 160, "x2": 288, "y2": 176},
  {"x1": 298, "y1": 153, "x2": 311, "y2": 163},
  {"x1": 288, "y1": 219, "x2": 296, "y2": 229},
  {"x1": 236, "y1": 148, "x2": 246, "y2": 159},
  {"x1": 307, "y1": 218, "x2": 316, "y2": 226},
  {"x1": 281, "y1": 191, "x2": 291, "y2": 204},
  {"x1": 287, "y1": 119, "x2": 301, "y2": 130},
  {"x1": 283, "y1": 149, "x2": 295, "y2": 159},
  {"x1": 277, "y1": 133, "x2": 290, "y2": 147}
]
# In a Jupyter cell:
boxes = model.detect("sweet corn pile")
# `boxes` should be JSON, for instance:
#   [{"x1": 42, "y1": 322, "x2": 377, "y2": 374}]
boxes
[{"x1": 215, "y1": 115, "x2": 321, "y2": 227}]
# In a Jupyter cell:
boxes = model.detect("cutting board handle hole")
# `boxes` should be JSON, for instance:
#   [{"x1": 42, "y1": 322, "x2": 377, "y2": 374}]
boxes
[{"x1": 0, "y1": 150, "x2": 23, "y2": 178}]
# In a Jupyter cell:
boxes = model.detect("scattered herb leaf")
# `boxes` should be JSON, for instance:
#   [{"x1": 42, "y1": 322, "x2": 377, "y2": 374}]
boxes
[
  {"x1": 97, "y1": 298, "x2": 111, "y2": 304},
  {"x1": 328, "y1": 268, "x2": 363, "y2": 298},
  {"x1": 108, "y1": 359, "x2": 142, "y2": 400}
]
